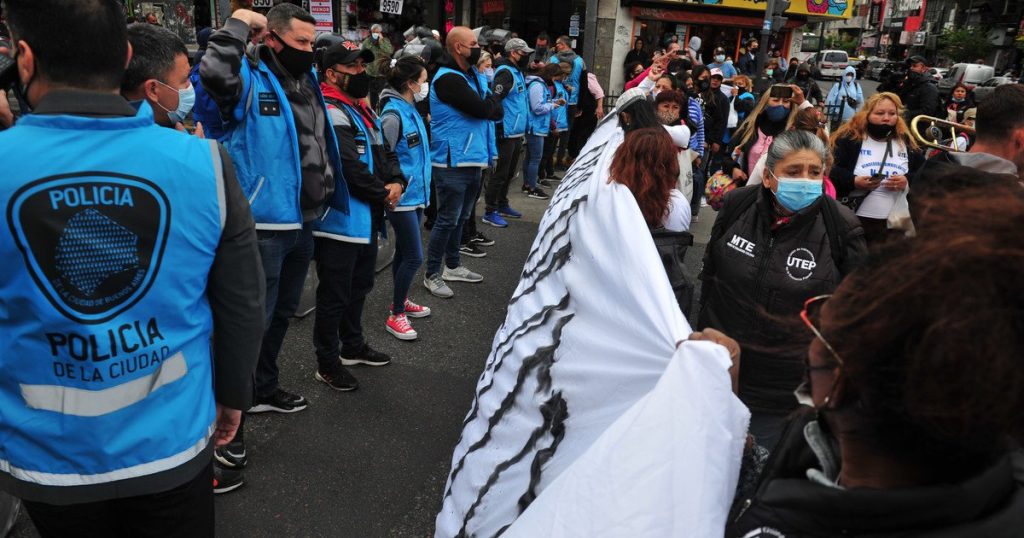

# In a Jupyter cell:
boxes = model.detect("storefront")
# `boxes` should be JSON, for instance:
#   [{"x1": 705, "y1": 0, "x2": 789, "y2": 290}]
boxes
[{"x1": 468, "y1": 0, "x2": 588, "y2": 46}]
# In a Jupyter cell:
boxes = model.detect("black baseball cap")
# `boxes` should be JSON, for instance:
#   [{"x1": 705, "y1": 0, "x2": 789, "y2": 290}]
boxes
[
  {"x1": 906, "y1": 55, "x2": 927, "y2": 67},
  {"x1": 321, "y1": 40, "x2": 375, "y2": 67}
]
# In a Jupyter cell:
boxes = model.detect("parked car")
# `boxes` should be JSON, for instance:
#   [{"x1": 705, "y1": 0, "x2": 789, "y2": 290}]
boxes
[
  {"x1": 932, "y1": 67, "x2": 949, "y2": 81},
  {"x1": 865, "y1": 60, "x2": 886, "y2": 80},
  {"x1": 808, "y1": 50, "x2": 850, "y2": 80},
  {"x1": 878, "y1": 62, "x2": 905, "y2": 87},
  {"x1": 937, "y1": 63, "x2": 996, "y2": 97},
  {"x1": 972, "y1": 76, "x2": 1016, "y2": 103}
]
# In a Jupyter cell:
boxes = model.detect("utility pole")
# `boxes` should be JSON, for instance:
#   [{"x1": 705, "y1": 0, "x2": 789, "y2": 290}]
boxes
[{"x1": 757, "y1": 0, "x2": 791, "y2": 85}]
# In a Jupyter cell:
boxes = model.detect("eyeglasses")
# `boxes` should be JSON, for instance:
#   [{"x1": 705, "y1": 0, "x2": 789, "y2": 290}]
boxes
[{"x1": 794, "y1": 294, "x2": 844, "y2": 406}]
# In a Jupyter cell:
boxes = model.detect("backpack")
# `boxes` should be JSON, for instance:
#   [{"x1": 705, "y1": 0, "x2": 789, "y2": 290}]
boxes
[
  {"x1": 717, "y1": 186, "x2": 848, "y2": 268},
  {"x1": 651, "y1": 227, "x2": 695, "y2": 320}
]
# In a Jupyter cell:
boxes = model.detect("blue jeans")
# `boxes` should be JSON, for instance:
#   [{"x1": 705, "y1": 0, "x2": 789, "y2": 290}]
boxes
[
  {"x1": 255, "y1": 223, "x2": 314, "y2": 397},
  {"x1": 387, "y1": 208, "x2": 424, "y2": 314},
  {"x1": 522, "y1": 134, "x2": 545, "y2": 189},
  {"x1": 426, "y1": 167, "x2": 482, "y2": 276}
]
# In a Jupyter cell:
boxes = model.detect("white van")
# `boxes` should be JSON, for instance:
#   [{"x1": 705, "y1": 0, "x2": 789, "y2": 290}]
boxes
[
  {"x1": 810, "y1": 50, "x2": 849, "y2": 80},
  {"x1": 937, "y1": 63, "x2": 996, "y2": 97}
]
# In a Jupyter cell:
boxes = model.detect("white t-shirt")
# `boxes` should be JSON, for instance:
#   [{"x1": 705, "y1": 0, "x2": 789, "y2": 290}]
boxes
[
  {"x1": 662, "y1": 189, "x2": 691, "y2": 232},
  {"x1": 852, "y1": 137, "x2": 910, "y2": 219}
]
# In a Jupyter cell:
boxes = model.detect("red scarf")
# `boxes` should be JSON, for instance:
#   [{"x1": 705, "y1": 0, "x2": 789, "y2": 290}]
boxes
[{"x1": 320, "y1": 82, "x2": 376, "y2": 132}]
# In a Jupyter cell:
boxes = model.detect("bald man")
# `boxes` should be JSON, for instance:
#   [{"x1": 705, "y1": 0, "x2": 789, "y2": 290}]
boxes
[{"x1": 422, "y1": 26, "x2": 508, "y2": 299}]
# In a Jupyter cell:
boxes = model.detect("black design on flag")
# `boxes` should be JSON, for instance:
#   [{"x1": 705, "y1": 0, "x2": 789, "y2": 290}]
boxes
[{"x1": 7, "y1": 173, "x2": 171, "y2": 324}]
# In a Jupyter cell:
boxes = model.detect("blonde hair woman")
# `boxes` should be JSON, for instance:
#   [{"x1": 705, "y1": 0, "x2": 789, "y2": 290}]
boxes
[{"x1": 829, "y1": 92, "x2": 923, "y2": 244}]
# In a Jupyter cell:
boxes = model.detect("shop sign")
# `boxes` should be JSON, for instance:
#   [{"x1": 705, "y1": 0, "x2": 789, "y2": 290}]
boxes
[
  {"x1": 482, "y1": 0, "x2": 504, "y2": 15},
  {"x1": 309, "y1": 0, "x2": 333, "y2": 32},
  {"x1": 860, "y1": 35, "x2": 878, "y2": 48},
  {"x1": 913, "y1": 31, "x2": 926, "y2": 46},
  {"x1": 569, "y1": 13, "x2": 580, "y2": 37},
  {"x1": 380, "y1": 0, "x2": 403, "y2": 15},
  {"x1": 657, "y1": 0, "x2": 854, "y2": 20}
]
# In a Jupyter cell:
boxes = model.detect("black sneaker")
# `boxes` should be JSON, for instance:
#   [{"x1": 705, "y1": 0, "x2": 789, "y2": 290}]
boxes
[
  {"x1": 213, "y1": 465, "x2": 244, "y2": 495},
  {"x1": 459, "y1": 243, "x2": 487, "y2": 258},
  {"x1": 315, "y1": 362, "x2": 359, "y2": 391},
  {"x1": 214, "y1": 439, "x2": 247, "y2": 469},
  {"x1": 249, "y1": 388, "x2": 308, "y2": 414},
  {"x1": 528, "y1": 187, "x2": 550, "y2": 200},
  {"x1": 521, "y1": 184, "x2": 531, "y2": 194},
  {"x1": 538, "y1": 179, "x2": 554, "y2": 188},
  {"x1": 340, "y1": 345, "x2": 392, "y2": 367},
  {"x1": 470, "y1": 231, "x2": 495, "y2": 246}
]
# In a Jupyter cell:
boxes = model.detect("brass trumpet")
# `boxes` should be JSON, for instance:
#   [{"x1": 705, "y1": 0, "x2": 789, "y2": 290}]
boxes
[{"x1": 910, "y1": 115, "x2": 975, "y2": 152}]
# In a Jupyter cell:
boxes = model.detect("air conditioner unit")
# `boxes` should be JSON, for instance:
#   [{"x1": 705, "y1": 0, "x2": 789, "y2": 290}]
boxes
[{"x1": 987, "y1": 28, "x2": 1013, "y2": 46}]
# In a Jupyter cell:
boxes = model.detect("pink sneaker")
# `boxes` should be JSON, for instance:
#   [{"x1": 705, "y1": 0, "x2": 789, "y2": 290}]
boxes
[
  {"x1": 400, "y1": 299, "x2": 431, "y2": 319},
  {"x1": 386, "y1": 314, "x2": 418, "y2": 341}
]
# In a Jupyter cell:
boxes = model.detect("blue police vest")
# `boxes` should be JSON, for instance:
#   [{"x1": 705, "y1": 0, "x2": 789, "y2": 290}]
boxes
[
  {"x1": 0, "y1": 104, "x2": 223, "y2": 494},
  {"x1": 494, "y1": 64, "x2": 527, "y2": 138},
  {"x1": 553, "y1": 81, "x2": 570, "y2": 132},
  {"x1": 526, "y1": 79, "x2": 553, "y2": 137},
  {"x1": 315, "y1": 101, "x2": 375, "y2": 244},
  {"x1": 550, "y1": 54, "x2": 584, "y2": 105},
  {"x1": 381, "y1": 96, "x2": 431, "y2": 209},
  {"x1": 429, "y1": 66, "x2": 496, "y2": 168},
  {"x1": 221, "y1": 58, "x2": 348, "y2": 229}
]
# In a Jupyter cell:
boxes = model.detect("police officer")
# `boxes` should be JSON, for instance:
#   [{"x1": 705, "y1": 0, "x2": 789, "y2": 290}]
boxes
[
  {"x1": 482, "y1": 37, "x2": 534, "y2": 228},
  {"x1": 422, "y1": 26, "x2": 505, "y2": 299},
  {"x1": 200, "y1": 6, "x2": 348, "y2": 416},
  {"x1": 312, "y1": 41, "x2": 406, "y2": 390},
  {"x1": 0, "y1": 0, "x2": 264, "y2": 535}
]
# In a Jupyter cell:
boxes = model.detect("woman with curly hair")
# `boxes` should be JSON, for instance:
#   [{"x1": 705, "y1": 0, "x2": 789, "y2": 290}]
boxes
[{"x1": 829, "y1": 92, "x2": 924, "y2": 244}]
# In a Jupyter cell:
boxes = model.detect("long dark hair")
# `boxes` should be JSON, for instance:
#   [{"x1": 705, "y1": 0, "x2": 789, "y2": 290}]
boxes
[
  {"x1": 618, "y1": 98, "x2": 661, "y2": 133},
  {"x1": 385, "y1": 55, "x2": 427, "y2": 94}
]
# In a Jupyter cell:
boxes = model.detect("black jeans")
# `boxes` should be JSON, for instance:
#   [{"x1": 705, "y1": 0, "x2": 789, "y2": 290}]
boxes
[
  {"x1": 24, "y1": 464, "x2": 214, "y2": 538},
  {"x1": 312, "y1": 236, "x2": 378, "y2": 369},
  {"x1": 485, "y1": 137, "x2": 523, "y2": 211},
  {"x1": 255, "y1": 224, "x2": 314, "y2": 397},
  {"x1": 569, "y1": 109, "x2": 597, "y2": 157},
  {"x1": 541, "y1": 134, "x2": 558, "y2": 178}
]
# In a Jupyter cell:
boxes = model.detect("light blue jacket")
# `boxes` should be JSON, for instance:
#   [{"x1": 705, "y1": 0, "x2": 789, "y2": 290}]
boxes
[
  {"x1": 381, "y1": 94, "x2": 431, "y2": 210},
  {"x1": 429, "y1": 65, "x2": 497, "y2": 168},
  {"x1": 495, "y1": 64, "x2": 528, "y2": 138},
  {"x1": 825, "y1": 66, "x2": 864, "y2": 123},
  {"x1": 315, "y1": 101, "x2": 376, "y2": 244},
  {"x1": 526, "y1": 76, "x2": 559, "y2": 136}
]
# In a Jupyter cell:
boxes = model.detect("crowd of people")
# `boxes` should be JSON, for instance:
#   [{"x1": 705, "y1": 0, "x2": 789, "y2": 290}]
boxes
[{"x1": 1, "y1": 0, "x2": 1023, "y2": 536}]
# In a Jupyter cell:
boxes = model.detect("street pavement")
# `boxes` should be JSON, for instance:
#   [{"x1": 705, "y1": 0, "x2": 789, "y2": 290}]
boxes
[{"x1": 7, "y1": 78, "x2": 880, "y2": 537}]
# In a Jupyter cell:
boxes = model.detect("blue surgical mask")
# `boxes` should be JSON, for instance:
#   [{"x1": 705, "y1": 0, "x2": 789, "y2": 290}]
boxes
[
  {"x1": 715, "y1": 54, "x2": 725, "y2": 63},
  {"x1": 156, "y1": 80, "x2": 196, "y2": 124},
  {"x1": 483, "y1": 67, "x2": 495, "y2": 82},
  {"x1": 765, "y1": 104, "x2": 789, "y2": 122},
  {"x1": 773, "y1": 175, "x2": 822, "y2": 212}
]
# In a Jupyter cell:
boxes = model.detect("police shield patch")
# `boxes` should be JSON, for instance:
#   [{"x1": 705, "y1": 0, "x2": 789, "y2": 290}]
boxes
[{"x1": 7, "y1": 173, "x2": 170, "y2": 324}]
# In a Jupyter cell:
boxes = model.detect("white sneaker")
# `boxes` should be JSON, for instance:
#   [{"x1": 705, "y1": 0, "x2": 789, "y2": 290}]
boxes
[
  {"x1": 442, "y1": 265, "x2": 484, "y2": 283},
  {"x1": 424, "y1": 273, "x2": 454, "y2": 298}
]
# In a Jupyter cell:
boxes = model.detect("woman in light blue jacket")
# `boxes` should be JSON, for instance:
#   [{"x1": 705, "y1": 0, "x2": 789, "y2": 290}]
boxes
[{"x1": 825, "y1": 65, "x2": 864, "y2": 125}]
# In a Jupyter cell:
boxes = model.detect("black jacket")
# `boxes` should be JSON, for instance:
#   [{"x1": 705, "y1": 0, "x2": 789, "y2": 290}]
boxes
[
  {"x1": 728, "y1": 409, "x2": 1024, "y2": 538},
  {"x1": 788, "y1": 75, "x2": 823, "y2": 104},
  {"x1": 432, "y1": 53, "x2": 506, "y2": 122},
  {"x1": 701, "y1": 88, "x2": 731, "y2": 147},
  {"x1": 698, "y1": 186, "x2": 866, "y2": 414},
  {"x1": 900, "y1": 75, "x2": 940, "y2": 124},
  {"x1": 829, "y1": 135, "x2": 925, "y2": 200}
]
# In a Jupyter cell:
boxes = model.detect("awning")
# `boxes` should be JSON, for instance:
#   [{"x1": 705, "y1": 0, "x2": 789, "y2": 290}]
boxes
[{"x1": 631, "y1": 6, "x2": 804, "y2": 30}]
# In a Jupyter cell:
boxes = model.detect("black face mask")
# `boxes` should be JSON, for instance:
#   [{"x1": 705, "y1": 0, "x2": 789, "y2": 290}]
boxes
[
  {"x1": 535, "y1": 45, "x2": 548, "y2": 58},
  {"x1": 341, "y1": 71, "x2": 371, "y2": 99},
  {"x1": 867, "y1": 121, "x2": 894, "y2": 140},
  {"x1": 271, "y1": 32, "x2": 314, "y2": 79},
  {"x1": 698, "y1": 79, "x2": 710, "y2": 92},
  {"x1": 516, "y1": 53, "x2": 530, "y2": 71},
  {"x1": 465, "y1": 46, "x2": 482, "y2": 66},
  {"x1": 798, "y1": 72, "x2": 809, "y2": 80}
]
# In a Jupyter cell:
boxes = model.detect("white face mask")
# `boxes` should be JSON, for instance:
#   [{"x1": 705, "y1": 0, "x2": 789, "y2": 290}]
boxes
[
  {"x1": 372, "y1": 32, "x2": 381, "y2": 41},
  {"x1": 414, "y1": 81, "x2": 429, "y2": 102}
]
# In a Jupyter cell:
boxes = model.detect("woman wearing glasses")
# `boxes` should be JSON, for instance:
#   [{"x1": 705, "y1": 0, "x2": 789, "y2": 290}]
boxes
[
  {"x1": 698, "y1": 130, "x2": 867, "y2": 450},
  {"x1": 728, "y1": 186, "x2": 1024, "y2": 537}
]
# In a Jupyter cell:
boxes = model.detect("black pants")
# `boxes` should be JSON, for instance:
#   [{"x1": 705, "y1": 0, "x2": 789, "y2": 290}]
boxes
[
  {"x1": 485, "y1": 137, "x2": 523, "y2": 211},
  {"x1": 555, "y1": 105, "x2": 578, "y2": 162},
  {"x1": 541, "y1": 134, "x2": 558, "y2": 178},
  {"x1": 313, "y1": 236, "x2": 378, "y2": 369},
  {"x1": 424, "y1": 169, "x2": 438, "y2": 228},
  {"x1": 462, "y1": 169, "x2": 487, "y2": 244},
  {"x1": 24, "y1": 464, "x2": 214, "y2": 538},
  {"x1": 570, "y1": 110, "x2": 596, "y2": 157}
]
